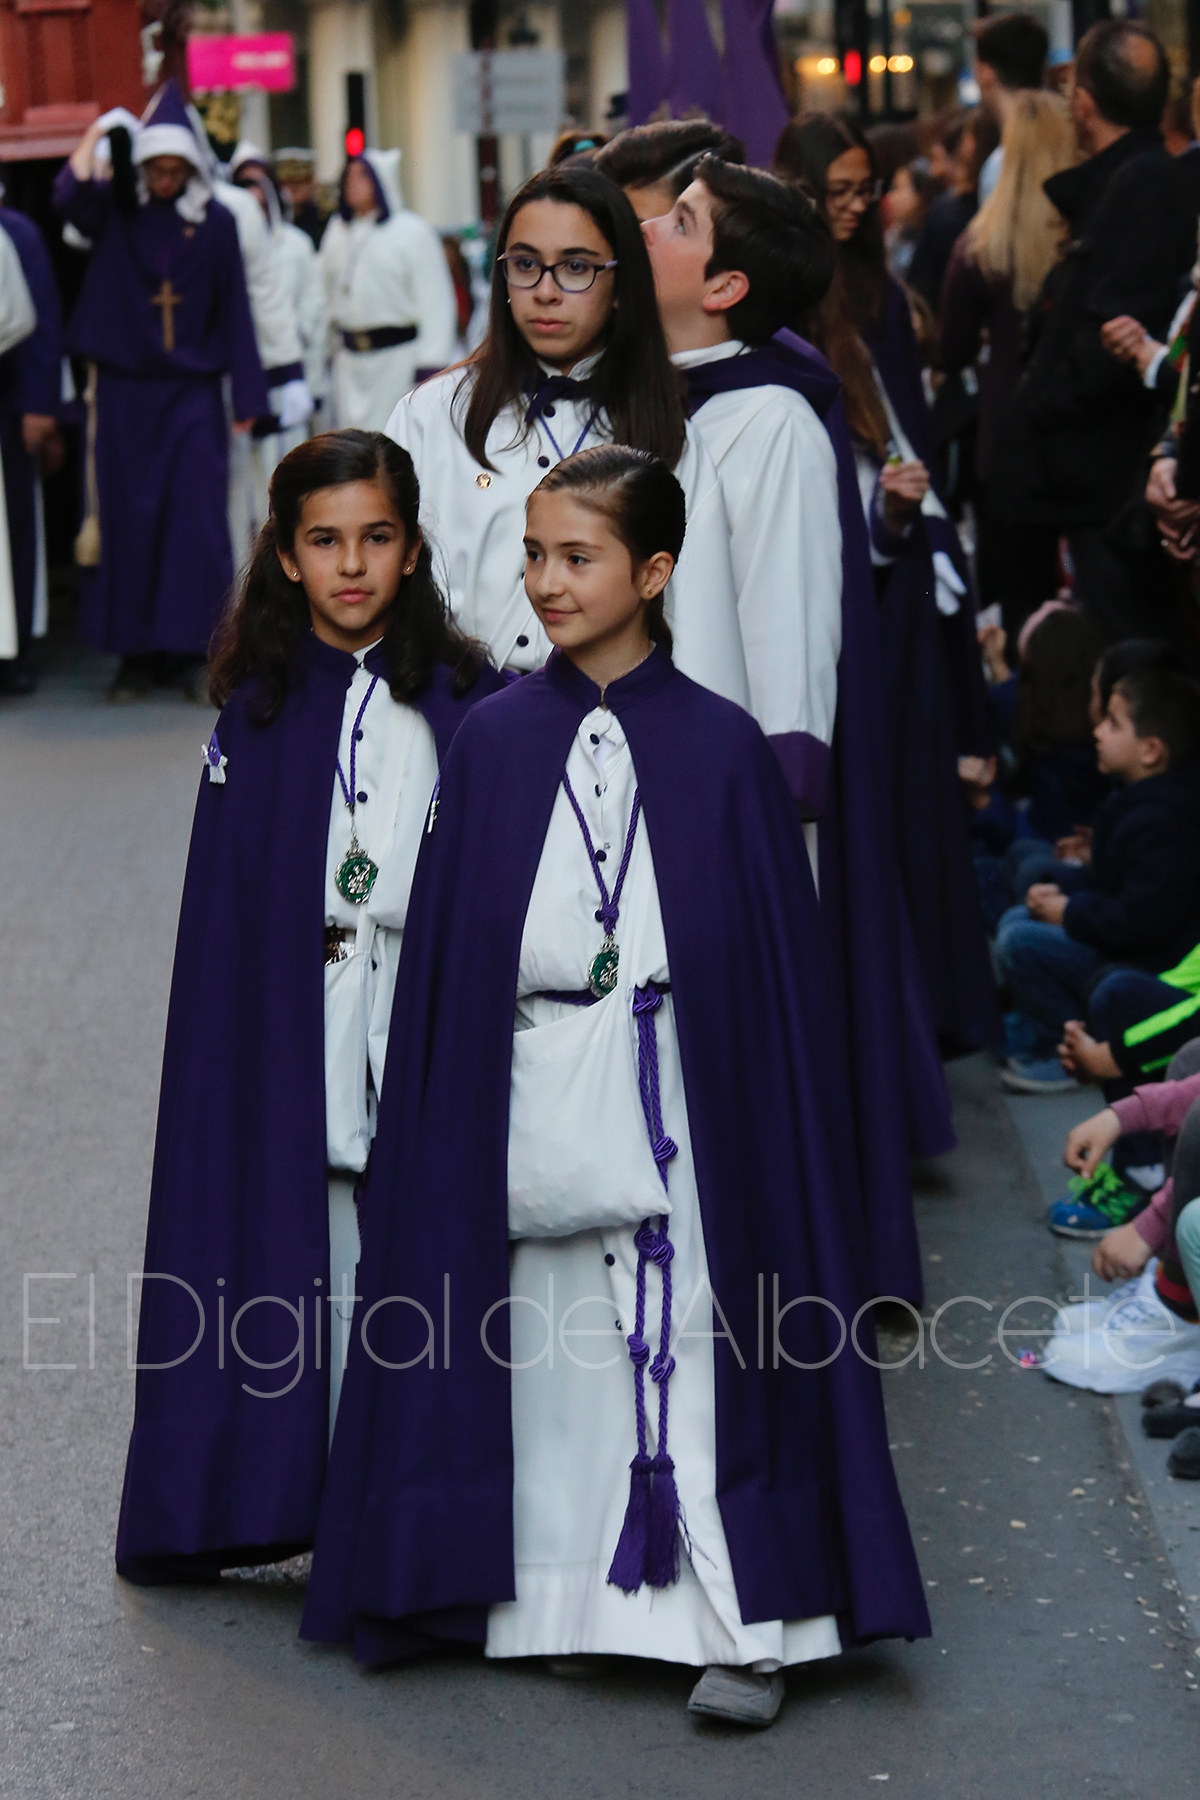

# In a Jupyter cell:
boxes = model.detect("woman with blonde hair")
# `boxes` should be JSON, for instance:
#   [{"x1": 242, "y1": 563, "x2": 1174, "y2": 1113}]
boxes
[{"x1": 940, "y1": 88, "x2": 1078, "y2": 636}]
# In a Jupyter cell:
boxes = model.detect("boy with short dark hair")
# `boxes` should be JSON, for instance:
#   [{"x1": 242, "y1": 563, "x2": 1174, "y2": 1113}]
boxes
[
  {"x1": 644, "y1": 153, "x2": 955, "y2": 1308},
  {"x1": 998, "y1": 666, "x2": 1200, "y2": 1098}
]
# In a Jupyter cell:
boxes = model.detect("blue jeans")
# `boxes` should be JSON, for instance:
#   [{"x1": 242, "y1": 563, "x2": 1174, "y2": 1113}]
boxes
[{"x1": 994, "y1": 907, "x2": 1103, "y2": 1048}]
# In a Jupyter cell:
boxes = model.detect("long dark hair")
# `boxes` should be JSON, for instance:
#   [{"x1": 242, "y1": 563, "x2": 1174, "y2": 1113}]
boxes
[
  {"x1": 460, "y1": 165, "x2": 686, "y2": 472},
  {"x1": 531, "y1": 445, "x2": 683, "y2": 655},
  {"x1": 209, "y1": 430, "x2": 485, "y2": 718},
  {"x1": 1016, "y1": 608, "x2": 1107, "y2": 752},
  {"x1": 774, "y1": 112, "x2": 890, "y2": 454}
]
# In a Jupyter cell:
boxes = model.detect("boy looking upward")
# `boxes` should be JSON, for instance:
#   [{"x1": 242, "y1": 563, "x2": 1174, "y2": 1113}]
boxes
[{"x1": 645, "y1": 154, "x2": 957, "y2": 1309}]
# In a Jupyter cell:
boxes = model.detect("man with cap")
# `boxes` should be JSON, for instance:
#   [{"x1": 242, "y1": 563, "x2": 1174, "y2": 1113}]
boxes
[
  {"x1": 275, "y1": 148, "x2": 326, "y2": 250},
  {"x1": 54, "y1": 79, "x2": 267, "y2": 701},
  {"x1": 319, "y1": 149, "x2": 457, "y2": 430}
]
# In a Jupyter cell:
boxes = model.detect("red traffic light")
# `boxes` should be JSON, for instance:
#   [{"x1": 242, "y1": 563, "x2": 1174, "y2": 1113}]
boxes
[
  {"x1": 843, "y1": 49, "x2": 862, "y2": 85},
  {"x1": 344, "y1": 127, "x2": 365, "y2": 157}
]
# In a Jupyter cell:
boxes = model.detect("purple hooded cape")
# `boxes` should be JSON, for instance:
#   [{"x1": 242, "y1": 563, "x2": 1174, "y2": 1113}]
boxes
[
  {"x1": 684, "y1": 331, "x2": 954, "y2": 1305},
  {"x1": 116, "y1": 635, "x2": 503, "y2": 1585},
  {"x1": 300, "y1": 648, "x2": 931, "y2": 1660},
  {"x1": 52, "y1": 164, "x2": 267, "y2": 657},
  {"x1": 864, "y1": 282, "x2": 1001, "y2": 1053}
]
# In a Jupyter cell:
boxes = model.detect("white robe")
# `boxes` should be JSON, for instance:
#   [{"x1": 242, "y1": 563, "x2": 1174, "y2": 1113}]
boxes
[
  {"x1": 320, "y1": 647, "x2": 440, "y2": 1432},
  {"x1": 320, "y1": 209, "x2": 458, "y2": 432},
  {"x1": 385, "y1": 365, "x2": 749, "y2": 709},
  {"x1": 486, "y1": 704, "x2": 841, "y2": 1669},
  {"x1": 219, "y1": 181, "x2": 306, "y2": 570},
  {"x1": 0, "y1": 221, "x2": 36, "y2": 660}
]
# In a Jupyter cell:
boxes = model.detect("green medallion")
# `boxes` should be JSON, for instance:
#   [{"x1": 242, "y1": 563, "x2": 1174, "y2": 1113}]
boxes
[
  {"x1": 588, "y1": 935, "x2": 620, "y2": 999},
  {"x1": 335, "y1": 847, "x2": 379, "y2": 905}
]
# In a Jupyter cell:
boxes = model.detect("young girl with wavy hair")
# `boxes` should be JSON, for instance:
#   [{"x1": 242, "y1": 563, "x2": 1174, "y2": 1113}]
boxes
[{"x1": 116, "y1": 429, "x2": 501, "y2": 1586}]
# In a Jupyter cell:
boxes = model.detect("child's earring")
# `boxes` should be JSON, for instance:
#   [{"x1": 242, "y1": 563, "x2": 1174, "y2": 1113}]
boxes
[{"x1": 289, "y1": 569, "x2": 300, "y2": 580}]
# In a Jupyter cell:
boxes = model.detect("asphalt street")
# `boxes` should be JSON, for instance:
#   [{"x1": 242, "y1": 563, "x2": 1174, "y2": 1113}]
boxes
[{"x1": 2, "y1": 626, "x2": 1198, "y2": 1797}]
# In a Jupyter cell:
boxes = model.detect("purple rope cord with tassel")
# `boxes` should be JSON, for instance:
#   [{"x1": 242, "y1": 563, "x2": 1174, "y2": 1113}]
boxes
[{"x1": 553, "y1": 758, "x2": 682, "y2": 1593}]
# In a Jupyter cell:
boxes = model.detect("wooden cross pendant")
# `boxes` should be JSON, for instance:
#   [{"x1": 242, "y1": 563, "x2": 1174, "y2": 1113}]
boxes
[{"x1": 151, "y1": 279, "x2": 182, "y2": 353}]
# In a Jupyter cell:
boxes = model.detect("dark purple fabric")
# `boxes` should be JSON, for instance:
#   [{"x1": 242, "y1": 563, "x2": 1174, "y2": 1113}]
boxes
[
  {"x1": 864, "y1": 282, "x2": 1002, "y2": 1053},
  {"x1": 669, "y1": 0, "x2": 722, "y2": 120},
  {"x1": 717, "y1": 0, "x2": 790, "y2": 166},
  {"x1": 115, "y1": 637, "x2": 503, "y2": 1585},
  {"x1": 767, "y1": 729, "x2": 831, "y2": 817},
  {"x1": 626, "y1": 0, "x2": 669, "y2": 126},
  {"x1": 53, "y1": 167, "x2": 266, "y2": 417},
  {"x1": 0, "y1": 208, "x2": 63, "y2": 647},
  {"x1": 300, "y1": 647, "x2": 931, "y2": 1656},
  {"x1": 684, "y1": 331, "x2": 953, "y2": 1305},
  {"x1": 53, "y1": 164, "x2": 267, "y2": 656}
]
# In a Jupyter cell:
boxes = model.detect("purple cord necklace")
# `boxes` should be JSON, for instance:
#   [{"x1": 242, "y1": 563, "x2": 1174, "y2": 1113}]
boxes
[
  {"x1": 559, "y1": 752, "x2": 682, "y2": 1592},
  {"x1": 333, "y1": 673, "x2": 381, "y2": 904},
  {"x1": 561, "y1": 766, "x2": 641, "y2": 999}
]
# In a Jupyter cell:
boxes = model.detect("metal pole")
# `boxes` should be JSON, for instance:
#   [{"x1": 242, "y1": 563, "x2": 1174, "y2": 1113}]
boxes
[{"x1": 881, "y1": 0, "x2": 894, "y2": 121}]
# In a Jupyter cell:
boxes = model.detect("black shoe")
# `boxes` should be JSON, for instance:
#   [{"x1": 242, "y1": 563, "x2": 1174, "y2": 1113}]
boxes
[
  {"x1": 108, "y1": 654, "x2": 156, "y2": 704},
  {"x1": 1143, "y1": 1400, "x2": 1200, "y2": 1438},
  {"x1": 1142, "y1": 1378, "x2": 1186, "y2": 1410},
  {"x1": 0, "y1": 652, "x2": 37, "y2": 695},
  {"x1": 1168, "y1": 1425, "x2": 1200, "y2": 1479}
]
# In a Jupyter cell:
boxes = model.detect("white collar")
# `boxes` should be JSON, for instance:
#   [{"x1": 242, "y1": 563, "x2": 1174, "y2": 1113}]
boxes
[
  {"x1": 537, "y1": 350, "x2": 603, "y2": 382},
  {"x1": 670, "y1": 339, "x2": 748, "y2": 369}
]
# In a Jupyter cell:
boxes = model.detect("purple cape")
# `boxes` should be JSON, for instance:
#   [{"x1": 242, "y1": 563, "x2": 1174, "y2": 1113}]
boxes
[
  {"x1": 300, "y1": 648, "x2": 931, "y2": 1659},
  {"x1": 864, "y1": 283, "x2": 1001, "y2": 1053},
  {"x1": 115, "y1": 636, "x2": 503, "y2": 1585},
  {"x1": 53, "y1": 166, "x2": 268, "y2": 656},
  {"x1": 0, "y1": 206, "x2": 62, "y2": 647},
  {"x1": 684, "y1": 332, "x2": 954, "y2": 1303}
]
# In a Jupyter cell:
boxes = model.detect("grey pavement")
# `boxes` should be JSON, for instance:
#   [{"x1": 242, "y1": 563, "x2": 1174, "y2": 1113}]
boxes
[{"x1": 2, "y1": 635, "x2": 1199, "y2": 1797}]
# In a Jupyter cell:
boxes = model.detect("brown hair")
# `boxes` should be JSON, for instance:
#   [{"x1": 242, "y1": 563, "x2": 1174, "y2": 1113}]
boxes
[
  {"x1": 208, "y1": 430, "x2": 484, "y2": 718},
  {"x1": 530, "y1": 445, "x2": 684, "y2": 653}
]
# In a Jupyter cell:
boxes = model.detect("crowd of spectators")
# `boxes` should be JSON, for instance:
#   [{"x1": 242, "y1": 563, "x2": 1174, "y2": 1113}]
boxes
[{"x1": 870, "y1": 10, "x2": 1200, "y2": 1468}]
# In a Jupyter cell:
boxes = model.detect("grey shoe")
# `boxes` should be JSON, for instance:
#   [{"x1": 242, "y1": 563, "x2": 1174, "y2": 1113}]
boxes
[{"x1": 687, "y1": 1665, "x2": 785, "y2": 1726}]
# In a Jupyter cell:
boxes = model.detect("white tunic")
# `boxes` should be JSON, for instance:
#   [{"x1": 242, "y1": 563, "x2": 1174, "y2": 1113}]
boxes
[
  {"x1": 385, "y1": 365, "x2": 749, "y2": 709},
  {"x1": 0, "y1": 221, "x2": 35, "y2": 660},
  {"x1": 321, "y1": 646, "x2": 440, "y2": 1434},
  {"x1": 673, "y1": 341, "x2": 842, "y2": 756},
  {"x1": 320, "y1": 209, "x2": 458, "y2": 432},
  {"x1": 486, "y1": 704, "x2": 840, "y2": 1668}
]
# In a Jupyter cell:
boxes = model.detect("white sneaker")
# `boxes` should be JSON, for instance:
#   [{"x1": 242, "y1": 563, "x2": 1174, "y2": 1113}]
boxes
[{"x1": 687, "y1": 1665, "x2": 785, "y2": 1726}]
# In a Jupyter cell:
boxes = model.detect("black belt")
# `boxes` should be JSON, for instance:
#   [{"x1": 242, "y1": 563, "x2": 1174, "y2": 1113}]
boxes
[
  {"x1": 264, "y1": 360, "x2": 304, "y2": 386},
  {"x1": 341, "y1": 325, "x2": 418, "y2": 353}
]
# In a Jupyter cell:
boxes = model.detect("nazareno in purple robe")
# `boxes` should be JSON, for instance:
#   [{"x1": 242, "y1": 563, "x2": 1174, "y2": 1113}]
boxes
[
  {"x1": 864, "y1": 281, "x2": 1001, "y2": 1055},
  {"x1": 684, "y1": 331, "x2": 953, "y2": 1308},
  {"x1": 300, "y1": 647, "x2": 931, "y2": 1661},
  {"x1": 115, "y1": 636, "x2": 504, "y2": 1584},
  {"x1": 0, "y1": 205, "x2": 62, "y2": 648},
  {"x1": 52, "y1": 164, "x2": 268, "y2": 658}
]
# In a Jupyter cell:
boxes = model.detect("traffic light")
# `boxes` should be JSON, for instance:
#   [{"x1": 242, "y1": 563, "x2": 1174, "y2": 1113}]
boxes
[{"x1": 345, "y1": 71, "x2": 366, "y2": 160}]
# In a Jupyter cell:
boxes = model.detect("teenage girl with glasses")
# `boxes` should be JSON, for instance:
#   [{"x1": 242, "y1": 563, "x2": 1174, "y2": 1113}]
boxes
[{"x1": 383, "y1": 163, "x2": 748, "y2": 708}]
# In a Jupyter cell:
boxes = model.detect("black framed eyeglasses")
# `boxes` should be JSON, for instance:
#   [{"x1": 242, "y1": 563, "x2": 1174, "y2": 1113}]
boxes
[
  {"x1": 824, "y1": 178, "x2": 883, "y2": 206},
  {"x1": 498, "y1": 253, "x2": 619, "y2": 293}
]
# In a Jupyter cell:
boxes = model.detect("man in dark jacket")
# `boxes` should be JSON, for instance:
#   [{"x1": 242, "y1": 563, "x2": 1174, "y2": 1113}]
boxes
[
  {"x1": 996, "y1": 666, "x2": 1200, "y2": 1090},
  {"x1": 993, "y1": 20, "x2": 1194, "y2": 637}
]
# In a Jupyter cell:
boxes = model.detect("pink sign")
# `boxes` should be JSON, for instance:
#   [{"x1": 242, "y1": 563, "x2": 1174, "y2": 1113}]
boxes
[{"x1": 188, "y1": 33, "x2": 296, "y2": 94}]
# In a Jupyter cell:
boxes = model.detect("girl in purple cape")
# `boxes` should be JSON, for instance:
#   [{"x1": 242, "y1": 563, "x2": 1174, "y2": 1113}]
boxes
[
  {"x1": 301, "y1": 446, "x2": 930, "y2": 1725},
  {"x1": 116, "y1": 431, "x2": 501, "y2": 1585}
]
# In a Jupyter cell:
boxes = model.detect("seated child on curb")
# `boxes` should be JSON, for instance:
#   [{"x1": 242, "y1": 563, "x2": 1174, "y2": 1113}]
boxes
[
  {"x1": 996, "y1": 666, "x2": 1200, "y2": 1087},
  {"x1": 1065, "y1": 1057, "x2": 1200, "y2": 1326}
]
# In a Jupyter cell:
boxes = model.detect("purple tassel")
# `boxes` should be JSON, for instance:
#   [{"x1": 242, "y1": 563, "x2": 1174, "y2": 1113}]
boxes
[
  {"x1": 643, "y1": 1453, "x2": 681, "y2": 1588},
  {"x1": 607, "y1": 1454, "x2": 654, "y2": 1593}
]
